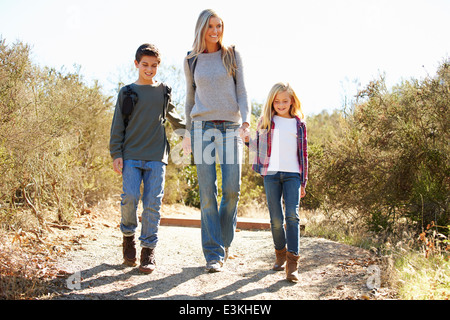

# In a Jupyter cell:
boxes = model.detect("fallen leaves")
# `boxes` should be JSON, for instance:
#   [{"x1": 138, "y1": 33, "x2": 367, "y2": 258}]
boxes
[
  {"x1": 337, "y1": 257, "x2": 378, "y2": 271},
  {"x1": 0, "y1": 230, "x2": 62, "y2": 299}
]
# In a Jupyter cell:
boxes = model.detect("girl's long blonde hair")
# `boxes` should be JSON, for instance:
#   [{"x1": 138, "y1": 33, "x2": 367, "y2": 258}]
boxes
[
  {"x1": 260, "y1": 82, "x2": 304, "y2": 132},
  {"x1": 187, "y1": 9, "x2": 237, "y2": 78}
]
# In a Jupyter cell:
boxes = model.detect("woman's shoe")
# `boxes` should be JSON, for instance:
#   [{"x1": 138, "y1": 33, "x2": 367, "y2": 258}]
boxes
[{"x1": 205, "y1": 260, "x2": 223, "y2": 273}]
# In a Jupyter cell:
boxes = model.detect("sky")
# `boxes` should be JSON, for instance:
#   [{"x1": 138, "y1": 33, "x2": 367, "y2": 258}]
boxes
[{"x1": 1, "y1": 0, "x2": 449, "y2": 115}]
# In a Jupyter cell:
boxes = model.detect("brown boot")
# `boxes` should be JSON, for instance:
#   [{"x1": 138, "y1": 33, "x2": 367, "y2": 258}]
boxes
[
  {"x1": 286, "y1": 251, "x2": 300, "y2": 282},
  {"x1": 139, "y1": 247, "x2": 156, "y2": 274},
  {"x1": 122, "y1": 235, "x2": 136, "y2": 266},
  {"x1": 272, "y1": 247, "x2": 287, "y2": 271}
]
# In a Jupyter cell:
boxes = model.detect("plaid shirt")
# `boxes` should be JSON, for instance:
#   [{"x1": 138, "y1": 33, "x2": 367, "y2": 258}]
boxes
[{"x1": 247, "y1": 116, "x2": 308, "y2": 187}]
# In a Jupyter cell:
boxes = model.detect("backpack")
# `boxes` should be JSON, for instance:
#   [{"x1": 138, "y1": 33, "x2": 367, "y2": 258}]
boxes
[
  {"x1": 121, "y1": 83, "x2": 172, "y2": 129},
  {"x1": 186, "y1": 45, "x2": 237, "y2": 89}
]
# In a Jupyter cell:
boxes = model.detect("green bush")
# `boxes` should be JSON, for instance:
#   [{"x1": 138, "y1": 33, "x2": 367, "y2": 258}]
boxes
[{"x1": 312, "y1": 60, "x2": 449, "y2": 234}]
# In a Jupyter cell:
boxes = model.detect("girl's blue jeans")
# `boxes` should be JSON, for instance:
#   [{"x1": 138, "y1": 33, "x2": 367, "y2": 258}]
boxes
[
  {"x1": 120, "y1": 160, "x2": 166, "y2": 248},
  {"x1": 191, "y1": 121, "x2": 243, "y2": 263},
  {"x1": 263, "y1": 171, "x2": 301, "y2": 255}
]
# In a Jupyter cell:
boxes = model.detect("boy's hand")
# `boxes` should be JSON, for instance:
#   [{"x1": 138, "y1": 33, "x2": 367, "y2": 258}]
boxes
[
  {"x1": 182, "y1": 136, "x2": 191, "y2": 156},
  {"x1": 113, "y1": 158, "x2": 123, "y2": 175}
]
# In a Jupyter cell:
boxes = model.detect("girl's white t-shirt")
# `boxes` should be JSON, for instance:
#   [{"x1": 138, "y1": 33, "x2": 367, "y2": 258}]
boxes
[{"x1": 267, "y1": 115, "x2": 299, "y2": 173}]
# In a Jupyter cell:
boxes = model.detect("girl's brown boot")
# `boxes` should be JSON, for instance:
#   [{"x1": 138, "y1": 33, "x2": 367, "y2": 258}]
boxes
[
  {"x1": 286, "y1": 251, "x2": 300, "y2": 282},
  {"x1": 272, "y1": 247, "x2": 287, "y2": 271}
]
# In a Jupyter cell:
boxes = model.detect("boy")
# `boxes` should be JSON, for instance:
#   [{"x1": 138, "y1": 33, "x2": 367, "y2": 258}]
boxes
[{"x1": 110, "y1": 43, "x2": 185, "y2": 273}]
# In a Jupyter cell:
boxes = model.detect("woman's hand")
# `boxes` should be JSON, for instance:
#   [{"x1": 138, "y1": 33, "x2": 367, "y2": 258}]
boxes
[{"x1": 238, "y1": 122, "x2": 250, "y2": 142}]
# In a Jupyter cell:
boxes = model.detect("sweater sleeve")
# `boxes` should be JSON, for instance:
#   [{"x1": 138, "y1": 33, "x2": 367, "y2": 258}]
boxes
[
  {"x1": 183, "y1": 57, "x2": 195, "y2": 132},
  {"x1": 109, "y1": 89, "x2": 125, "y2": 160},
  {"x1": 234, "y1": 49, "x2": 250, "y2": 125},
  {"x1": 166, "y1": 101, "x2": 186, "y2": 133}
]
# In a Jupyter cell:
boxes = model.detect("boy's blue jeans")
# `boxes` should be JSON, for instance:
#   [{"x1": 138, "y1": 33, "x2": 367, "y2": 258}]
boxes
[
  {"x1": 191, "y1": 121, "x2": 243, "y2": 263},
  {"x1": 263, "y1": 171, "x2": 301, "y2": 255},
  {"x1": 120, "y1": 160, "x2": 166, "y2": 248}
]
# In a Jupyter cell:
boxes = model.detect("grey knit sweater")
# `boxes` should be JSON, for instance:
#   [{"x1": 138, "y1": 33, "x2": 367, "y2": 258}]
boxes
[{"x1": 183, "y1": 48, "x2": 250, "y2": 131}]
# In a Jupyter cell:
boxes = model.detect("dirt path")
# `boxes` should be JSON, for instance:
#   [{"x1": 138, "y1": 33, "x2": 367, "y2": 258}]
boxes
[{"x1": 47, "y1": 204, "x2": 392, "y2": 300}]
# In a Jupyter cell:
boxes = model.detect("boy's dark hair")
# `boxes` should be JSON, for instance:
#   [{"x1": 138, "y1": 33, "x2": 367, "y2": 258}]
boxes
[{"x1": 135, "y1": 43, "x2": 161, "y2": 63}]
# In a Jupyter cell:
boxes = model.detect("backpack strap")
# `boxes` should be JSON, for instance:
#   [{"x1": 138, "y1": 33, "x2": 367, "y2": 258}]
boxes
[
  {"x1": 186, "y1": 51, "x2": 198, "y2": 89},
  {"x1": 122, "y1": 85, "x2": 138, "y2": 129},
  {"x1": 231, "y1": 45, "x2": 237, "y2": 84},
  {"x1": 162, "y1": 82, "x2": 172, "y2": 124}
]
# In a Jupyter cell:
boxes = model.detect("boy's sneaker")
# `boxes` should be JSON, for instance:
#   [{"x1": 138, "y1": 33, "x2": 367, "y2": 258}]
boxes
[
  {"x1": 139, "y1": 247, "x2": 156, "y2": 274},
  {"x1": 122, "y1": 235, "x2": 136, "y2": 266},
  {"x1": 205, "y1": 260, "x2": 223, "y2": 273}
]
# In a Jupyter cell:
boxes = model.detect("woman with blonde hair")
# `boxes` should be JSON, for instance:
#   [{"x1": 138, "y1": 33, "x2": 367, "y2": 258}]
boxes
[
  {"x1": 182, "y1": 9, "x2": 250, "y2": 272},
  {"x1": 244, "y1": 82, "x2": 308, "y2": 282}
]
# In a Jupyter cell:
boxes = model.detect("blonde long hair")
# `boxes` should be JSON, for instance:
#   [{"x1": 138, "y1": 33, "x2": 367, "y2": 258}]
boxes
[
  {"x1": 260, "y1": 82, "x2": 304, "y2": 132},
  {"x1": 187, "y1": 9, "x2": 237, "y2": 78}
]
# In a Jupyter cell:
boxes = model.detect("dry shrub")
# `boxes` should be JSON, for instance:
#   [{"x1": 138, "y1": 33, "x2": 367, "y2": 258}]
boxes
[
  {"x1": 0, "y1": 38, "x2": 120, "y2": 230},
  {"x1": 0, "y1": 229, "x2": 60, "y2": 299},
  {"x1": 312, "y1": 59, "x2": 449, "y2": 235}
]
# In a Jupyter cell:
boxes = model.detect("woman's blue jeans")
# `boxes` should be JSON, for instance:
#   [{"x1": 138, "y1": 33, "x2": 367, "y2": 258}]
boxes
[
  {"x1": 191, "y1": 121, "x2": 243, "y2": 263},
  {"x1": 120, "y1": 160, "x2": 166, "y2": 248},
  {"x1": 263, "y1": 171, "x2": 301, "y2": 255}
]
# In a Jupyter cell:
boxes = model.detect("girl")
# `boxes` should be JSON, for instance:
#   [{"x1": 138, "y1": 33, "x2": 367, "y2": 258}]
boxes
[
  {"x1": 244, "y1": 82, "x2": 307, "y2": 282},
  {"x1": 182, "y1": 9, "x2": 250, "y2": 272}
]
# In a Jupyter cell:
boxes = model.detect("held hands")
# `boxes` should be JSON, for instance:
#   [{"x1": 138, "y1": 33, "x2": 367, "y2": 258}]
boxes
[{"x1": 238, "y1": 122, "x2": 250, "y2": 143}]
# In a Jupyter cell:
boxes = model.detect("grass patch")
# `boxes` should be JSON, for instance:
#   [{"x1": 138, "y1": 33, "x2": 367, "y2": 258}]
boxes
[
  {"x1": 302, "y1": 209, "x2": 449, "y2": 300},
  {"x1": 394, "y1": 252, "x2": 450, "y2": 300}
]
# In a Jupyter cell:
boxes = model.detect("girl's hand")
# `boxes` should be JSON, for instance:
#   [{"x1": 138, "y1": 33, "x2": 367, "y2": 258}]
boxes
[{"x1": 300, "y1": 186, "x2": 306, "y2": 198}]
